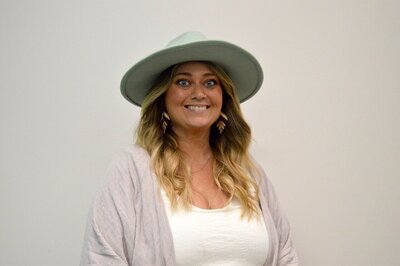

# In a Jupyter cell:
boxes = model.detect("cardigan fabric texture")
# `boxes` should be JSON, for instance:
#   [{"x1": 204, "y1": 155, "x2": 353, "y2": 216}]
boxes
[{"x1": 80, "y1": 145, "x2": 298, "y2": 266}]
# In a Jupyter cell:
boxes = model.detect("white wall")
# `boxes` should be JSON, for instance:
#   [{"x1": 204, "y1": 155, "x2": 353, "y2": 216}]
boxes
[{"x1": 1, "y1": 1, "x2": 399, "y2": 265}]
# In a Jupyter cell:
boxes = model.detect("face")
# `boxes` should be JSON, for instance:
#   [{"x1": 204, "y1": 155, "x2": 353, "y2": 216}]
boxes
[{"x1": 165, "y1": 62, "x2": 223, "y2": 136}]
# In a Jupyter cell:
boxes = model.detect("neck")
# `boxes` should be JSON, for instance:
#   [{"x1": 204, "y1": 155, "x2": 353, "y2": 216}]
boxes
[
  {"x1": 175, "y1": 129, "x2": 212, "y2": 159},
  {"x1": 174, "y1": 129, "x2": 214, "y2": 179}
]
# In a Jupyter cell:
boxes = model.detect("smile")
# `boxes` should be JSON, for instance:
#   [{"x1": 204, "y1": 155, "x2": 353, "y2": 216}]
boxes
[{"x1": 184, "y1": 105, "x2": 209, "y2": 111}]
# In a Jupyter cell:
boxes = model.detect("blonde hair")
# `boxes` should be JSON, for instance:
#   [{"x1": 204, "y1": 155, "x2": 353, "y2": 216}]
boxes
[{"x1": 136, "y1": 61, "x2": 260, "y2": 219}]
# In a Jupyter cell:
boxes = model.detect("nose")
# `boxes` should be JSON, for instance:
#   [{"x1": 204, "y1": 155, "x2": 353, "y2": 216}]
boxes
[{"x1": 191, "y1": 83, "x2": 206, "y2": 100}]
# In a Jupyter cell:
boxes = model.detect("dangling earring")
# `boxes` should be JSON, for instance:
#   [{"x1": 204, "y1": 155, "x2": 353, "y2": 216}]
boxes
[
  {"x1": 216, "y1": 112, "x2": 228, "y2": 134},
  {"x1": 161, "y1": 111, "x2": 171, "y2": 133}
]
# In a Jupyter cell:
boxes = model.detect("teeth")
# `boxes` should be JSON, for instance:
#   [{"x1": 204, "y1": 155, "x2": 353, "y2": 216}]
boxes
[{"x1": 187, "y1": 105, "x2": 207, "y2": 111}]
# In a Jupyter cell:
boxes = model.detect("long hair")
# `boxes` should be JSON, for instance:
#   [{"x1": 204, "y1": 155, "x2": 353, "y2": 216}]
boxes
[{"x1": 136, "y1": 61, "x2": 260, "y2": 219}]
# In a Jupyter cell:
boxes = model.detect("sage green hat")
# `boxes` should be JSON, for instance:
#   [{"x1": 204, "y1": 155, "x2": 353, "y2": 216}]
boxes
[{"x1": 121, "y1": 31, "x2": 263, "y2": 106}]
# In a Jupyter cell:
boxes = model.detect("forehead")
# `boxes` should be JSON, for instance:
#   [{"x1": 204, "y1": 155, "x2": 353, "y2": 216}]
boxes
[{"x1": 174, "y1": 61, "x2": 215, "y2": 75}]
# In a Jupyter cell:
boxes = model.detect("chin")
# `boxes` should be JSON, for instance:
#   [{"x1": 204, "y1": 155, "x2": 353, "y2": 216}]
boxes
[{"x1": 184, "y1": 122, "x2": 213, "y2": 132}]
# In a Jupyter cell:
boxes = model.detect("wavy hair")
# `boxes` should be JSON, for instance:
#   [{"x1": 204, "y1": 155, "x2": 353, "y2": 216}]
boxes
[{"x1": 136, "y1": 61, "x2": 260, "y2": 219}]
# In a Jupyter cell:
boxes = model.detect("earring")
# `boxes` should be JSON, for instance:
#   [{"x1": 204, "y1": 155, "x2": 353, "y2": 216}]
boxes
[
  {"x1": 161, "y1": 112, "x2": 170, "y2": 133},
  {"x1": 216, "y1": 112, "x2": 228, "y2": 134}
]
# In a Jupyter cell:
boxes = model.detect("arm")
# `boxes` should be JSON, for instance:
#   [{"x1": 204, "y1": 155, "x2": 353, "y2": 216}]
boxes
[
  {"x1": 264, "y1": 176, "x2": 298, "y2": 265},
  {"x1": 254, "y1": 163, "x2": 299, "y2": 266},
  {"x1": 80, "y1": 152, "x2": 137, "y2": 266}
]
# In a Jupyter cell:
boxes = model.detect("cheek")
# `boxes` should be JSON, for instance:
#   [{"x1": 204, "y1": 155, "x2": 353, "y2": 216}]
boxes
[
  {"x1": 165, "y1": 86, "x2": 187, "y2": 104},
  {"x1": 165, "y1": 87, "x2": 178, "y2": 107},
  {"x1": 164, "y1": 87, "x2": 186, "y2": 116},
  {"x1": 213, "y1": 89, "x2": 223, "y2": 109},
  {"x1": 164, "y1": 92, "x2": 173, "y2": 109}
]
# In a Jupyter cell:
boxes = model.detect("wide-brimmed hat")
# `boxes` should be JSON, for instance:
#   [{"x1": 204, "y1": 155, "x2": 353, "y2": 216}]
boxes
[{"x1": 120, "y1": 31, "x2": 263, "y2": 106}]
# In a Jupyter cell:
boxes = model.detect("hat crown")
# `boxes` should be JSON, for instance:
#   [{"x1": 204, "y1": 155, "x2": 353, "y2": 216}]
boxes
[{"x1": 166, "y1": 31, "x2": 207, "y2": 48}]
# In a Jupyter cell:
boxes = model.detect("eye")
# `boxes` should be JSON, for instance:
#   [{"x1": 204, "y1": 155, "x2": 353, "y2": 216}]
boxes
[
  {"x1": 204, "y1": 79, "x2": 218, "y2": 88},
  {"x1": 176, "y1": 79, "x2": 190, "y2": 87}
]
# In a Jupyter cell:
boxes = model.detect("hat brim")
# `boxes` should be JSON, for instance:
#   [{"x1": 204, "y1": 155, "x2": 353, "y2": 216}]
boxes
[{"x1": 121, "y1": 40, "x2": 263, "y2": 107}]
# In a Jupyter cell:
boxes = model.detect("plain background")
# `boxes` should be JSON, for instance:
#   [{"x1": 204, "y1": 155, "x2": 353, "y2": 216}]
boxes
[{"x1": 1, "y1": 0, "x2": 399, "y2": 265}]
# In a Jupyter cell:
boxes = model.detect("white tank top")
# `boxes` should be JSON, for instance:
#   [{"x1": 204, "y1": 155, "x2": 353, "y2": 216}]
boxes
[{"x1": 161, "y1": 190, "x2": 269, "y2": 266}]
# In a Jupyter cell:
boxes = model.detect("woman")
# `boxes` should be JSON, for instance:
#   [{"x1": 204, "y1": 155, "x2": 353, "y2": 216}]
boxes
[{"x1": 81, "y1": 32, "x2": 298, "y2": 265}]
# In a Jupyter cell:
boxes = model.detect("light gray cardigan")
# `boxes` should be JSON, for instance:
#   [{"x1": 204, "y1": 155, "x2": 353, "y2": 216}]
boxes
[{"x1": 80, "y1": 145, "x2": 298, "y2": 265}]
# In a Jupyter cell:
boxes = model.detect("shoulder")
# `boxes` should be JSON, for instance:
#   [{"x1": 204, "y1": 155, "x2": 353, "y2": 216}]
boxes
[
  {"x1": 112, "y1": 144, "x2": 150, "y2": 162},
  {"x1": 248, "y1": 156, "x2": 271, "y2": 191},
  {"x1": 248, "y1": 156, "x2": 279, "y2": 208},
  {"x1": 107, "y1": 144, "x2": 151, "y2": 171},
  {"x1": 101, "y1": 144, "x2": 152, "y2": 188}
]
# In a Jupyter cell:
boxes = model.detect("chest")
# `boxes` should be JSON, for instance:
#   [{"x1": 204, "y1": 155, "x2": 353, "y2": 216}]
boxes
[{"x1": 162, "y1": 192, "x2": 269, "y2": 266}]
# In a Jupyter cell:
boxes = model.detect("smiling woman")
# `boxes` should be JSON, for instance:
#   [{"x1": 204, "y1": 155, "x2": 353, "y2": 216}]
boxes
[{"x1": 80, "y1": 32, "x2": 298, "y2": 266}]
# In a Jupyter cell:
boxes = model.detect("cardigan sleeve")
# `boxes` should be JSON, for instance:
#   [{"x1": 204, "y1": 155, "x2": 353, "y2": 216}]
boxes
[
  {"x1": 256, "y1": 165, "x2": 299, "y2": 266},
  {"x1": 266, "y1": 177, "x2": 298, "y2": 265},
  {"x1": 80, "y1": 152, "x2": 137, "y2": 266}
]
